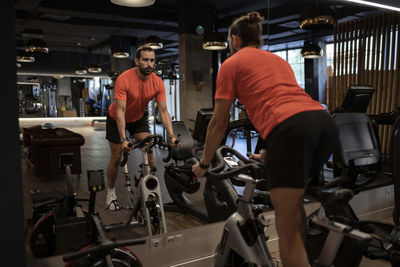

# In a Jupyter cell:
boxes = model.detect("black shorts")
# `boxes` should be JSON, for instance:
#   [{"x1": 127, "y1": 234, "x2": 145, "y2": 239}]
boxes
[
  {"x1": 106, "y1": 110, "x2": 150, "y2": 144},
  {"x1": 264, "y1": 110, "x2": 339, "y2": 189}
]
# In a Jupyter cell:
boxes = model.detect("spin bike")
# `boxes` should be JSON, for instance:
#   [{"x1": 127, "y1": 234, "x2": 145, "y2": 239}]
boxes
[
  {"x1": 63, "y1": 169, "x2": 146, "y2": 267},
  {"x1": 208, "y1": 146, "x2": 377, "y2": 267},
  {"x1": 103, "y1": 134, "x2": 173, "y2": 236},
  {"x1": 306, "y1": 112, "x2": 400, "y2": 267},
  {"x1": 28, "y1": 153, "x2": 94, "y2": 258},
  {"x1": 163, "y1": 121, "x2": 240, "y2": 223},
  {"x1": 27, "y1": 154, "x2": 148, "y2": 265}
]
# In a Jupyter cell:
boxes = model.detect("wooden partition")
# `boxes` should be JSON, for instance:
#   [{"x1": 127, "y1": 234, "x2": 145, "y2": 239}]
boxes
[{"x1": 328, "y1": 12, "x2": 400, "y2": 161}]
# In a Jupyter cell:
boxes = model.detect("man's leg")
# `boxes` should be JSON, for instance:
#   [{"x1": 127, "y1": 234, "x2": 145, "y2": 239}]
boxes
[
  {"x1": 106, "y1": 141, "x2": 122, "y2": 210},
  {"x1": 270, "y1": 187, "x2": 309, "y2": 267},
  {"x1": 133, "y1": 132, "x2": 155, "y2": 168}
]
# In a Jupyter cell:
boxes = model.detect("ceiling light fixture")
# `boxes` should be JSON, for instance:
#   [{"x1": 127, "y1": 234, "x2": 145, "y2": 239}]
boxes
[
  {"x1": 112, "y1": 48, "x2": 130, "y2": 58},
  {"x1": 202, "y1": 32, "x2": 228, "y2": 50},
  {"x1": 87, "y1": 63, "x2": 102, "y2": 73},
  {"x1": 27, "y1": 76, "x2": 39, "y2": 83},
  {"x1": 25, "y1": 38, "x2": 49, "y2": 53},
  {"x1": 110, "y1": 0, "x2": 155, "y2": 7},
  {"x1": 300, "y1": 7, "x2": 336, "y2": 31},
  {"x1": 75, "y1": 68, "x2": 88, "y2": 75},
  {"x1": 343, "y1": 0, "x2": 400, "y2": 12},
  {"x1": 17, "y1": 53, "x2": 35, "y2": 63},
  {"x1": 301, "y1": 41, "x2": 323, "y2": 58},
  {"x1": 145, "y1": 35, "x2": 163, "y2": 50}
]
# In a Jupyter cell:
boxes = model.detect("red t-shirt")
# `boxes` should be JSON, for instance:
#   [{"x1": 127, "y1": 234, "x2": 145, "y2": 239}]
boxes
[
  {"x1": 215, "y1": 47, "x2": 324, "y2": 140},
  {"x1": 108, "y1": 68, "x2": 166, "y2": 123}
]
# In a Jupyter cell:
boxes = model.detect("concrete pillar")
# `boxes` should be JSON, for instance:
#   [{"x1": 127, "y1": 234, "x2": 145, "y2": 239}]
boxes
[
  {"x1": 178, "y1": 34, "x2": 214, "y2": 125},
  {"x1": 178, "y1": 0, "x2": 214, "y2": 125}
]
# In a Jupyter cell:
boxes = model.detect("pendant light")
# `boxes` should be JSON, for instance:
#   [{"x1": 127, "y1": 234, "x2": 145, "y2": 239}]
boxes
[
  {"x1": 301, "y1": 41, "x2": 323, "y2": 59},
  {"x1": 25, "y1": 38, "x2": 49, "y2": 53},
  {"x1": 27, "y1": 76, "x2": 39, "y2": 83},
  {"x1": 300, "y1": 6, "x2": 336, "y2": 31},
  {"x1": 17, "y1": 52, "x2": 35, "y2": 63},
  {"x1": 112, "y1": 48, "x2": 130, "y2": 58},
  {"x1": 202, "y1": 32, "x2": 227, "y2": 50},
  {"x1": 145, "y1": 35, "x2": 163, "y2": 50},
  {"x1": 110, "y1": 0, "x2": 155, "y2": 7},
  {"x1": 88, "y1": 63, "x2": 102, "y2": 73},
  {"x1": 75, "y1": 68, "x2": 88, "y2": 75},
  {"x1": 202, "y1": 9, "x2": 227, "y2": 51}
]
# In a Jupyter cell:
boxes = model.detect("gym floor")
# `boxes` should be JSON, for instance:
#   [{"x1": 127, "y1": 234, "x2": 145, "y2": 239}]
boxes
[{"x1": 21, "y1": 119, "x2": 391, "y2": 266}]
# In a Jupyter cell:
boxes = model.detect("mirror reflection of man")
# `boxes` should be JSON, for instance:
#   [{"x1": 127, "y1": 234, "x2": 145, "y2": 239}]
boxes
[{"x1": 105, "y1": 45, "x2": 178, "y2": 211}]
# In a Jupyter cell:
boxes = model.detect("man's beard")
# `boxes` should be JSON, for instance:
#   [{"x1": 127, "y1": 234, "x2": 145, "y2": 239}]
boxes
[{"x1": 139, "y1": 66, "x2": 153, "y2": 76}]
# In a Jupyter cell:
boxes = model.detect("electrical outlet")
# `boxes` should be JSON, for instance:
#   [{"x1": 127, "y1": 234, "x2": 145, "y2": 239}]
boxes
[{"x1": 150, "y1": 237, "x2": 162, "y2": 250}]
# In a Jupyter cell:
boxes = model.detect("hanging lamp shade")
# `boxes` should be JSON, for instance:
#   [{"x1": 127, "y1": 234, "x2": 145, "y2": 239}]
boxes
[
  {"x1": 25, "y1": 38, "x2": 49, "y2": 53},
  {"x1": 27, "y1": 76, "x2": 39, "y2": 83},
  {"x1": 301, "y1": 41, "x2": 323, "y2": 59},
  {"x1": 17, "y1": 52, "x2": 35, "y2": 63},
  {"x1": 110, "y1": 0, "x2": 155, "y2": 7},
  {"x1": 112, "y1": 48, "x2": 130, "y2": 58},
  {"x1": 88, "y1": 63, "x2": 102, "y2": 73},
  {"x1": 145, "y1": 35, "x2": 163, "y2": 50},
  {"x1": 299, "y1": 7, "x2": 336, "y2": 31},
  {"x1": 75, "y1": 67, "x2": 88, "y2": 75},
  {"x1": 202, "y1": 32, "x2": 227, "y2": 50}
]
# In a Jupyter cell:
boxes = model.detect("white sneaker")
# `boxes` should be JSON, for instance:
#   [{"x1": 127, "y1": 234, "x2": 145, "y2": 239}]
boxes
[{"x1": 105, "y1": 195, "x2": 122, "y2": 211}]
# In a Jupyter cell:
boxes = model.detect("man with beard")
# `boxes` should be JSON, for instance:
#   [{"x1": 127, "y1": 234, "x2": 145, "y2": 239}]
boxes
[
  {"x1": 192, "y1": 11, "x2": 338, "y2": 267},
  {"x1": 105, "y1": 45, "x2": 178, "y2": 211}
]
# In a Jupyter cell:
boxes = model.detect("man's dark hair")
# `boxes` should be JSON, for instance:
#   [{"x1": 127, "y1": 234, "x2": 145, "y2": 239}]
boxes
[
  {"x1": 135, "y1": 45, "x2": 154, "y2": 59},
  {"x1": 229, "y1": 11, "x2": 264, "y2": 48}
]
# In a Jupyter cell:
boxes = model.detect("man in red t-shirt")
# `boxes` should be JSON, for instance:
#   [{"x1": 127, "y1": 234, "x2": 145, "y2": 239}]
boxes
[
  {"x1": 192, "y1": 12, "x2": 339, "y2": 267},
  {"x1": 105, "y1": 45, "x2": 178, "y2": 211}
]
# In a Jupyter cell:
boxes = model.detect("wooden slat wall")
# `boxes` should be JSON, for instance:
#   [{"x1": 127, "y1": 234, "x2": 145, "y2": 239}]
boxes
[{"x1": 328, "y1": 12, "x2": 400, "y2": 161}]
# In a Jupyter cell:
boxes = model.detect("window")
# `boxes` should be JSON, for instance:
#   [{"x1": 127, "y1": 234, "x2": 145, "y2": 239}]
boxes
[{"x1": 272, "y1": 49, "x2": 305, "y2": 89}]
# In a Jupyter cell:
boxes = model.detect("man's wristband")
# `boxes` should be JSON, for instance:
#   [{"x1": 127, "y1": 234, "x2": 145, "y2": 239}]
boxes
[
  {"x1": 199, "y1": 159, "x2": 210, "y2": 169},
  {"x1": 120, "y1": 137, "x2": 129, "y2": 144},
  {"x1": 169, "y1": 134, "x2": 175, "y2": 140}
]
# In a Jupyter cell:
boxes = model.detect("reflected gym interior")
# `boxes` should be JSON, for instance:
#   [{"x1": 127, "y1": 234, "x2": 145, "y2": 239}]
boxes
[{"x1": 4, "y1": 0, "x2": 400, "y2": 266}]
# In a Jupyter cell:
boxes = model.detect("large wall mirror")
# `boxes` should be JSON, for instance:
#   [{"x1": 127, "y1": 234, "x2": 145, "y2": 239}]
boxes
[{"x1": 17, "y1": 74, "x2": 113, "y2": 118}]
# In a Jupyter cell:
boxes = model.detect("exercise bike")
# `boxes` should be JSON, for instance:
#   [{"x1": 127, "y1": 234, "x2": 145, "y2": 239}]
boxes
[
  {"x1": 63, "y1": 169, "x2": 146, "y2": 267},
  {"x1": 306, "y1": 112, "x2": 400, "y2": 266},
  {"x1": 163, "y1": 121, "x2": 240, "y2": 223},
  {"x1": 208, "y1": 145, "x2": 381, "y2": 267},
  {"x1": 27, "y1": 153, "x2": 96, "y2": 258},
  {"x1": 103, "y1": 134, "x2": 172, "y2": 236}
]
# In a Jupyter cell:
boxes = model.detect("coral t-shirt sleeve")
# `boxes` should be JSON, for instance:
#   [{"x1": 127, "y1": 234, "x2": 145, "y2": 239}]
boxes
[
  {"x1": 156, "y1": 77, "x2": 166, "y2": 102},
  {"x1": 114, "y1": 76, "x2": 127, "y2": 101},
  {"x1": 215, "y1": 58, "x2": 237, "y2": 101}
]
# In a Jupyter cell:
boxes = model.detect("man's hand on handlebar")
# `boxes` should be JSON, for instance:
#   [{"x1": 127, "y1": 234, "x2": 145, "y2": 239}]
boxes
[
  {"x1": 121, "y1": 139, "x2": 131, "y2": 152},
  {"x1": 248, "y1": 149, "x2": 266, "y2": 163},
  {"x1": 170, "y1": 136, "x2": 180, "y2": 148},
  {"x1": 192, "y1": 162, "x2": 208, "y2": 178}
]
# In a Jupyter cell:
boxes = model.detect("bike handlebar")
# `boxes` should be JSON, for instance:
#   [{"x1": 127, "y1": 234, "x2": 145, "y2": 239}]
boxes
[
  {"x1": 62, "y1": 238, "x2": 146, "y2": 262},
  {"x1": 205, "y1": 146, "x2": 264, "y2": 181},
  {"x1": 120, "y1": 134, "x2": 181, "y2": 166}
]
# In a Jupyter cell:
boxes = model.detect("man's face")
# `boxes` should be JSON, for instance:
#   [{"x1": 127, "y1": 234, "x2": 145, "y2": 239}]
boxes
[{"x1": 136, "y1": 50, "x2": 155, "y2": 76}]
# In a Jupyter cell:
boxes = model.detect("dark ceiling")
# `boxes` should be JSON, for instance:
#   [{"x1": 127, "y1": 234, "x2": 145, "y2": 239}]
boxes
[{"x1": 14, "y1": 0, "x2": 400, "y2": 75}]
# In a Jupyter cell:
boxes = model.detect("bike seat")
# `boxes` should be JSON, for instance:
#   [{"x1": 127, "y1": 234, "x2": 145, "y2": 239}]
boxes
[
  {"x1": 307, "y1": 187, "x2": 354, "y2": 207},
  {"x1": 30, "y1": 190, "x2": 65, "y2": 207}
]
